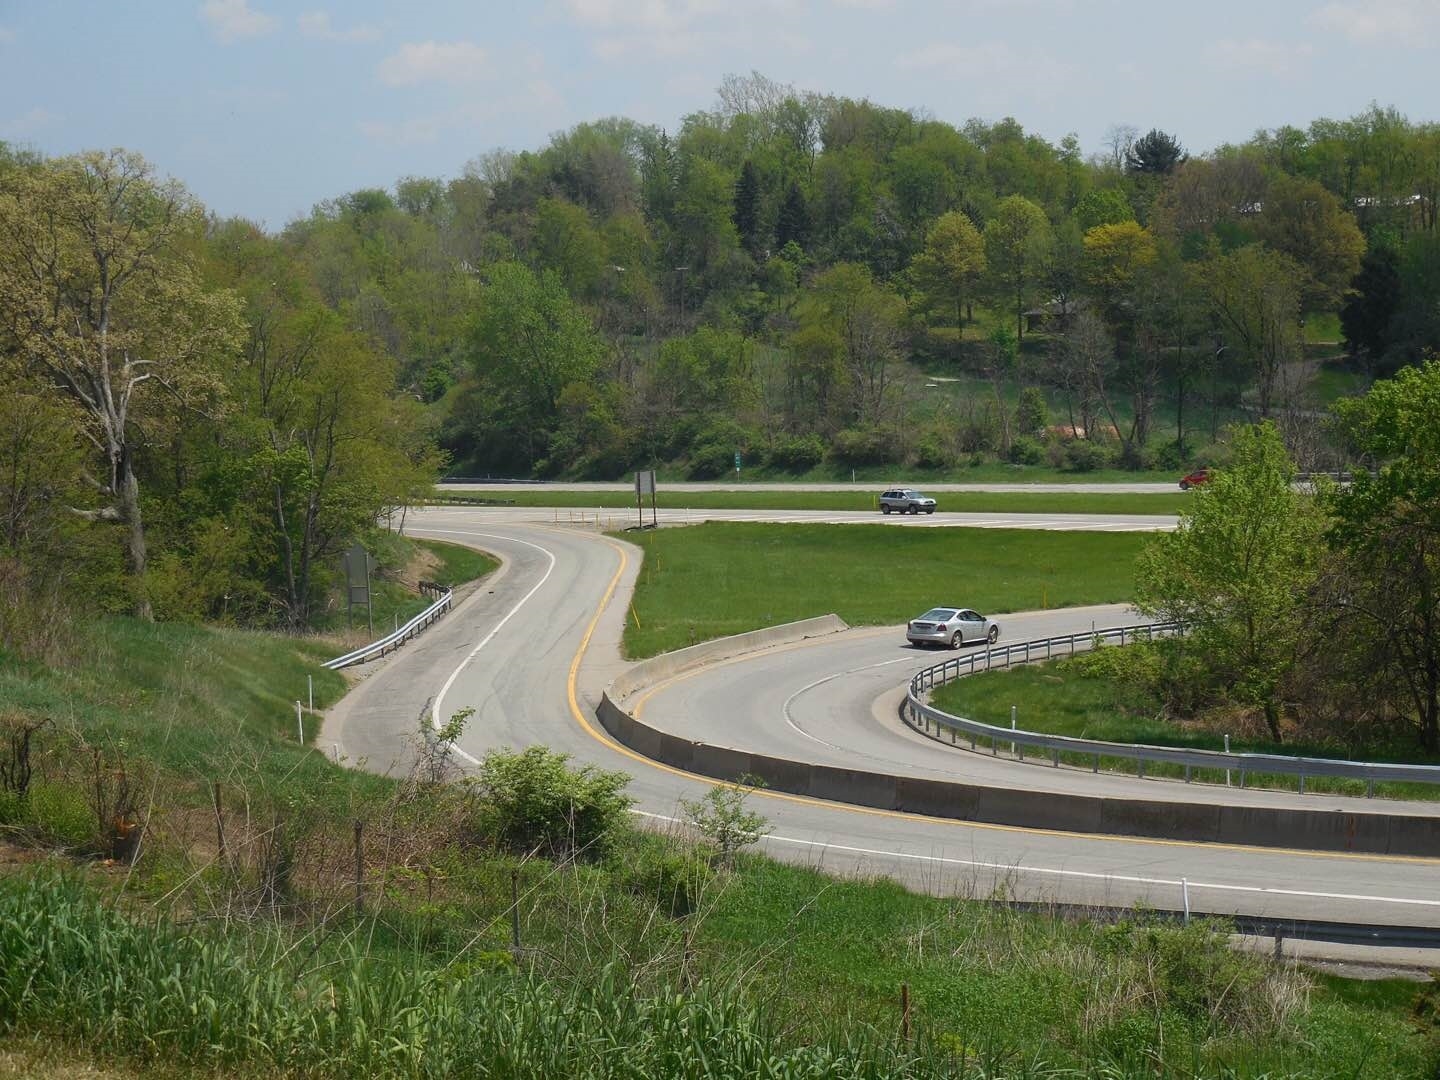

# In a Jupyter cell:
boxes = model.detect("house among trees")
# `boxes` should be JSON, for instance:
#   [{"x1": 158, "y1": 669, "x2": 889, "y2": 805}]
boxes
[{"x1": 1023, "y1": 296, "x2": 1089, "y2": 334}]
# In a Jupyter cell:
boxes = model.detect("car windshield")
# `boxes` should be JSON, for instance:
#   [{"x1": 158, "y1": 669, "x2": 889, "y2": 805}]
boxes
[
  {"x1": 918, "y1": 608, "x2": 957, "y2": 621},
  {"x1": 905, "y1": 490, "x2": 926, "y2": 498}
]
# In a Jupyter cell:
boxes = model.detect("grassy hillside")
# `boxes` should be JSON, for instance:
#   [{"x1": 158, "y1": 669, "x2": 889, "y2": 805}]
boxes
[{"x1": 0, "y1": 532, "x2": 1434, "y2": 1077}]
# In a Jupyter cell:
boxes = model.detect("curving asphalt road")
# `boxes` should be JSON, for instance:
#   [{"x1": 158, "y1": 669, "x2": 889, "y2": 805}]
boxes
[{"x1": 323, "y1": 507, "x2": 1440, "y2": 942}]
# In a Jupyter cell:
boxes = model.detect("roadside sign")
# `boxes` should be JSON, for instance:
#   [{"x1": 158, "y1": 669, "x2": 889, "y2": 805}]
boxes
[
  {"x1": 634, "y1": 469, "x2": 658, "y2": 529},
  {"x1": 734, "y1": 451, "x2": 741, "y2": 473}
]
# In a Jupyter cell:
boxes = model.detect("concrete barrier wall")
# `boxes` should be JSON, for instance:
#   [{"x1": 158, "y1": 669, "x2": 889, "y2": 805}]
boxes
[
  {"x1": 609, "y1": 614, "x2": 848, "y2": 702},
  {"x1": 597, "y1": 689, "x2": 1439, "y2": 856}
]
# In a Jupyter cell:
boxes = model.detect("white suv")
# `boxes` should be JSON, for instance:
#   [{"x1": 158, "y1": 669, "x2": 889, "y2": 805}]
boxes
[{"x1": 879, "y1": 488, "x2": 936, "y2": 514}]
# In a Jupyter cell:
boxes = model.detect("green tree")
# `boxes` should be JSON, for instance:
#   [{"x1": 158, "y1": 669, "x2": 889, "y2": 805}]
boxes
[
  {"x1": 775, "y1": 181, "x2": 810, "y2": 252},
  {"x1": 1135, "y1": 423, "x2": 1323, "y2": 741},
  {"x1": 1252, "y1": 175, "x2": 1365, "y2": 312},
  {"x1": 1074, "y1": 188, "x2": 1135, "y2": 232},
  {"x1": 801, "y1": 263, "x2": 905, "y2": 427},
  {"x1": 1340, "y1": 245, "x2": 1401, "y2": 363},
  {"x1": 468, "y1": 262, "x2": 606, "y2": 471},
  {"x1": 984, "y1": 195, "x2": 1053, "y2": 341},
  {"x1": 732, "y1": 159, "x2": 762, "y2": 256},
  {"x1": 908, "y1": 210, "x2": 986, "y2": 340},
  {"x1": 1328, "y1": 361, "x2": 1440, "y2": 752},
  {"x1": 0, "y1": 150, "x2": 243, "y2": 618},
  {"x1": 1197, "y1": 245, "x2": 1305, "y2": 418},
  {"x1": 1125, "y1": 129, "x2": 1186, "y2": 175}
]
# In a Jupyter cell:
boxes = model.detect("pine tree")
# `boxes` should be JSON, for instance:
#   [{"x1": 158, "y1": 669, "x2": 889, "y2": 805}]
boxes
[
  {"x1": 775, "y1": 181, "x2": 809, "y2": 252},
  {"x1": 733, "y1": 160, "x2": 761, "y2": 256}
]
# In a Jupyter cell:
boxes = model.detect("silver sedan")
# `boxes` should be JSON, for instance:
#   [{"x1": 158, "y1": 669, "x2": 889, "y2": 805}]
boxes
[{"x1": 905, "y1": 607, "x2": 1001, "y2": 649}]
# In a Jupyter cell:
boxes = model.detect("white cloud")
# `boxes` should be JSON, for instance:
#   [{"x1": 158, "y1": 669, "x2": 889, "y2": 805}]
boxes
[
  {"x1": 1, "y1": 107, "x2": 58, "y2": 139},
  {"x1": 299, "y1": 11, "x2": 381, "y2": 43},
  {"x1": 1311, "y1": 0, "x2": 1440, "y2": 44},
  {"x1": 377, "y1": 41, "x2": 489, "y2": 86},
  {"x1": 897, "y1": 40, "x2": 1019, "y2": 74},
  {"x1": 358, "y1": 117, "x2": 442, "y2": 146},
  {"x1": 562, "y1": 0, "x2": 803, "y2": 59},
  {"x1": 1208, "y1": 38, "x2": 1315, "y2": 77},
  {"x1": 199, "y1": 0, "x2": 276, "y2": 43}
]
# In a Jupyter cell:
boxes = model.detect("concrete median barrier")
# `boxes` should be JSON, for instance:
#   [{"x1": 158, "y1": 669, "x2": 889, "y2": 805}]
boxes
[{"x1": 610, "y1": 614, "x2": 848, "y2": 702}]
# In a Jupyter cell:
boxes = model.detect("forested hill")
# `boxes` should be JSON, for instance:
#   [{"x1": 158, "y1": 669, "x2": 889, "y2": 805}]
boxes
[
  {"x1": 1, "y1": 77, "x2": 1438, "y2": 627},
  {"x1": 276, "y1": 84, "x2": 1435, "y2": 480}
]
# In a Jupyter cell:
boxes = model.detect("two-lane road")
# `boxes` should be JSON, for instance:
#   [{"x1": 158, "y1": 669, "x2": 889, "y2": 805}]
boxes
[{"x1": 325, "y1": 508, "x2": 1440, "y2": 937}]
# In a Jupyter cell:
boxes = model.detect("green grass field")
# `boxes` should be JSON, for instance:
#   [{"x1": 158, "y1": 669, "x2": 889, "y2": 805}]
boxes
[
  {"x1": 620, "y1": 523, "x2": 1145, "y2": 657},
  {"x1": 929, "y1": 656, "x2": 1440, "y2": 796},
  {"x1": 438, "y1": 488, "x2": 1190, "y2": 515}
]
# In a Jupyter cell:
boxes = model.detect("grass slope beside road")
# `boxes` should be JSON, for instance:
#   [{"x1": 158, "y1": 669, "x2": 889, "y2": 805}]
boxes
[
  {"x1": 620, "y1": 522, "x2": 1143, "y2": 657},
  {"x1": 438, "y1": 487, "x2": 1189, "y2": 515},
  {"x1": 929, "y1": 658, "x2": 1440, "y2": 796}
]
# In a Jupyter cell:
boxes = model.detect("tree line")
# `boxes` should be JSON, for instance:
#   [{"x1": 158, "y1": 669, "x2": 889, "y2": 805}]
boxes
[
  {"x1": 3, "y1": 81, "x2": 1440, "y2": 631},
  {"x1": 0, "y1": 149, "x2": 439, "y2": 630}
]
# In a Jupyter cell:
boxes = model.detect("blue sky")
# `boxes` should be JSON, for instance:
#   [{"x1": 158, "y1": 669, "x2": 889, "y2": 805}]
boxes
[{"x1": 1, "y1": 0, "x2": 1436, "y2": 229}]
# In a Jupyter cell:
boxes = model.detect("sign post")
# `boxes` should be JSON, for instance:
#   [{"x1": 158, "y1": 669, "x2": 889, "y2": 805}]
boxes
[
  {"x1": 344, "y1": 542, "x2": 374, "y2": 633},
  {"x1": 635, "y1": 469, "x2": 658, "y2": 529},
  {"x1": 734, "y1": 451, "x2": 741, "y2": 475}
]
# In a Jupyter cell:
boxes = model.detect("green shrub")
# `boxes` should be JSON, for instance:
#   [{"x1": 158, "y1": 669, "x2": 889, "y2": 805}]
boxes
[
  {"x1": 830, "y1": 427, "x2": 900, "y2": 467},
  {"x1": 914, "y1": 432, "x2": 956, "y2": 470},
  {"x1": 1007, "y1": 435, "x2": 1044, "y2": 465},
  {"x1": 1013, "y1": 386, "x2": 1050, "y2": 438},
  {"x1": 467, "y1": 746, "x2": 633, "y2": 859},
  {"x1": 619, "y1": 841, "x2": 712, "y2": 917},
  {"x1": 768, "y1": 434, "x2": 825, "y2": 473},
  {"x1": 1063, "y1": 439, "x2": 1109, "y2": 472},
  {"x1": 688, "y1": 441, "x2": 736, "y2": 479}
]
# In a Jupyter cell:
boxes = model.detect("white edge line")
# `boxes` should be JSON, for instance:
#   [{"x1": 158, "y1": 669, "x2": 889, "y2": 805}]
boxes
[
  {"x1": 420, "y1": 529, "x2": 558, "y2": 766},
  {"x1": 633, "y1": 811, "x2": 1440, "y2": 909}
]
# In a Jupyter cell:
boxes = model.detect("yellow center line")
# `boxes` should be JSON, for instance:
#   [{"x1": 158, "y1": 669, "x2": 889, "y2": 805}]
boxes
[{"x1": 547, "y1": 533, "x2": 1435, "y2": 866}]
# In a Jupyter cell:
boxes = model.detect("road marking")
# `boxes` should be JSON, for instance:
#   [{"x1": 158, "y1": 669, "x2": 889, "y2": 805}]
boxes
[
  {"x1": 424, "y1": 529, "x2": 558, "y2": 764},
  {"x1": 632, "y1": 812, "x2": 1440, "y2": 909},
  {"x1": 415, "y1": 521, "x2": 1437, "y2": 876}
]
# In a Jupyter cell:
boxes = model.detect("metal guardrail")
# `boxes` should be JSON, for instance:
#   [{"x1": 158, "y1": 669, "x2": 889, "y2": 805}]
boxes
[
  {"x1": 904, "y1": 622, "x2": 1440, "y2": 796},
  {"x1": 323, "y1": 587, "x2": 454, "y2": 670}
]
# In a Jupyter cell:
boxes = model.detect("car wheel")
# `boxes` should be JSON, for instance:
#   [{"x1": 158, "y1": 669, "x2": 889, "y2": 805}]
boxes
[
  {"x1": 950, "y1": 631, "x2": 963, "y2": 649},
  {"x1": 882, "y1": 504, "x2": 891, "y2": 514},
  {"x1": 925, "y1": 507, "x2": 934, "y2": 514},
  {"x1": 910, "y1": 504, "x2": 920, "y2": 514},
  {"x1": 1179, "y1": 480, "x2": 1190, "y2": 490},
  {"x1": 987, "y1": 625, "x2": 999, "y2": 644}
]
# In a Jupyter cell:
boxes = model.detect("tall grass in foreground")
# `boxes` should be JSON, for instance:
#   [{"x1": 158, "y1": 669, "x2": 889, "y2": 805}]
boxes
[
  {"x1": 1, "y1": 865, "x2": 1432, "y2": 1079},
  {"x1": 0, "y1": 872, "x2": 1005, "y2": 1079}
]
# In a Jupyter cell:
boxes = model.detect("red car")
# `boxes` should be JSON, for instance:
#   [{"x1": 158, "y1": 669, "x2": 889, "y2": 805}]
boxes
[{"x1": 1179, "y1": 468, "x2": 1211, "y2": 490}]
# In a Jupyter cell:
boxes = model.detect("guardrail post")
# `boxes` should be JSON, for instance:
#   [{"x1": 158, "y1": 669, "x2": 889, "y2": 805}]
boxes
[
  {"x1": 1299, "y1": 773, "x2": 1305, "y2": 794},
  {"x1": 1184, "y1": 764, "x2": 1191, "y2": 783},
  {"x1": 1239, "y1": 769, "x2": 1246, "y2": 788},
  {"x1": 1051, "y1": 748, "x2": 1058, "y2": 768},
  {"x1": 1092, "y1": 753, "x2": 1099, "y2": 773},
  {"x1": 1137, "y1": 758, "x2": 1145, "y2": 780},
  {"x1": 1366, "y1": 779, "x2": 1374, "y2": 798}
]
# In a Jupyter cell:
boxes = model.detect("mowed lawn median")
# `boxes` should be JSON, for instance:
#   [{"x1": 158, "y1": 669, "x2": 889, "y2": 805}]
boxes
[{"x1": 620, "y1": 522, "x2": 1144, "y2": 657}]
